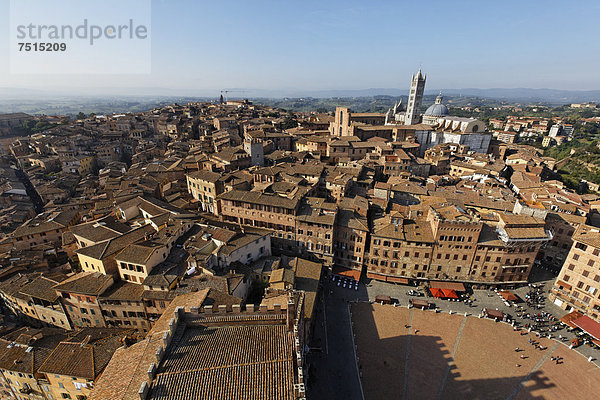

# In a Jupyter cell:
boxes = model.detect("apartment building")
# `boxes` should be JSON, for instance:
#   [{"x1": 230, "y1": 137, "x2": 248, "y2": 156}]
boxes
[
  {"x1": 475, "y1": 214, "x2": 550, "y2": 283},
  {"x1": 367, "y1": 216, "x2": 435, "y2": 282},
  {"x1": 38, "y1": 328, "x2": 130, "y2": 400},
  {"x1": 19, "y1": 275, "x2": 72, "y2": 330},
  {"x1": 550, "y1": 225, "x2": 600, "y2": 321},
  {"x1": 329, "y1": 107, "x2": 386, "y2": 137},
  {"x1": 538, "y1": 212, "x2": 586, "y2": 270},
  {"x1": 365, "y1": 208, "x2": 550, "y2": 285},
  {"x1": 53, "y1": 272, "x2": 114, "y2": 328},
  {"x1": 382, "y1": 149, "x2": 412, "y2": 176},
  {"x1": 75, "y1": 224, "x2": 156, "y2": 276},
  {"x1": 115, "y1": 241, "x2": 169, "y2": 284},
  {"x1": 186, "y1": 170, "x2": 225, "y2": 214},
  {"x1": 296, "y1": 197, "x2": 337, "y2": 265},
  {"x1": 427, "y1": 205, "x2": 483, "y2": 281},
  {"x1": 333, "y1": 208, "x2": 369, "y2": 274},
  {"x1": 99, "y1": 281, "x2": 151, "y2": 332},
  {"x1": 12, "y1": 210, "x2": 80, "y2": 251},
  {"x1": 0, "y1": 327, "x2": 67, "y2": 400},
  {"x1": 218, "y1": 185, "x2": 311, "y2": 250}
]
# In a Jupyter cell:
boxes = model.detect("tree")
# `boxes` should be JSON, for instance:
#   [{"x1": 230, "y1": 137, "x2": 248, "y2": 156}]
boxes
[
  {"x1": 76, "y1": 112, "x2": 86, "y2": 120},
  {"x1": 281, "y1": 111, "x2": 298, "y2": 130}
]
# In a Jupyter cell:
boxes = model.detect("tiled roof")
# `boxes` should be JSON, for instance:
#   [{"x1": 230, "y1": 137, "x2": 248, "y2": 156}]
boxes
[
  {"x1": 292, "y1": 257, "x2": 321, "y2": 321},
  {"x1": 90, "y1": 334, "x2": 163, "y2": 400},
  {"x1": 187, "y1": 170, "x2": 223, "y2": 182},
  {"x1": 75, "y1": 224, "x2": 156, "y2": 260},
  {"x1": 39, "y1": 328, "x2": 130, "y2": 380},
  {"x1": 100, "y1": 281, "x2": 144, "y2": 301},
  {"x1": 218, "y1": 189, "x2": 302, "y2": 210},
  {"x1": 52, "y1": 272, "x2": 113, "y2": 295},
  {"x1": 69, "y1": 216, "x2": 131, "y2": 243},
  {"x1": 148, "y1": 323, "x2": 295, "y2": 400},
  {"x1": 573, "y1": 225, "x2": 600, "y2": 249},
  {"x1": 115, "y1": 242, "x2": 162, "y2": 265},
  {"x1": 0, "y1": 327, "x2": 68, "y2": 374},
  {"x1": 19, "y1": 275, "x2": 67, "y2": 302},
  {"x1": 12, "y1": 220, "x2": 66, "y2": 238}
]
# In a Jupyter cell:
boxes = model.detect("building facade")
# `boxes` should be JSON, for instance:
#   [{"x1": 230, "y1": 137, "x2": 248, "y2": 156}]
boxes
[{"x1": 550, "y1": 225, "x2": 600, "y2": 321}]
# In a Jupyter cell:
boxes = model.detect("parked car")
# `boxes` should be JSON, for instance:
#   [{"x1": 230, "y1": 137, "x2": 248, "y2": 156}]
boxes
[{"x1": 407, "y1": 290, "x2": 424, "y2": 297}]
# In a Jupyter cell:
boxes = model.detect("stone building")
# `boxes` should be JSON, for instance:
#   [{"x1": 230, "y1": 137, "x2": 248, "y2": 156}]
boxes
[
  {"x1": 550, "y1": 224, "x2": 600, "y2": 321},
  {"x1": 295, "y1": 197, "x2": 337, "y2": 265},
  {"x1": 53, "y1": 272, "x2": 114, "y2": 328}
]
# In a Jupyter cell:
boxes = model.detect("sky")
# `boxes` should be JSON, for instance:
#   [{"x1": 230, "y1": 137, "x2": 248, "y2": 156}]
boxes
[{"x1": 1, "y1": 0, "x2": 599, "y2": 96}]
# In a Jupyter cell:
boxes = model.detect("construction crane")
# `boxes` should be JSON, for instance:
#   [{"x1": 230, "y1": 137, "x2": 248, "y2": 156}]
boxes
[{"x1": 220, "y1": 89, "x2": 247, "y2": 103}]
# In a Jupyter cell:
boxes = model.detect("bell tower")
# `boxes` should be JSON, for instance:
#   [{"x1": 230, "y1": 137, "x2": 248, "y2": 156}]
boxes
[{"x1": 404, "y1": 68, "x2": 426, "y2": 125}]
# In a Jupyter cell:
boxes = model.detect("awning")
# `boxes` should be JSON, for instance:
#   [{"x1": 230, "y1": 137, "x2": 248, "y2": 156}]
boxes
[
  {"x1": 333, "y1": 266, "x2": 361, "y2": 281},
  {"x1": 366, "y1": 272, "x2": 387, "y2": 282},
  {"x1": 410, "y1": 299, "x2": 430, "y2": 308},
  {"x1": 429, "y1": 281, "x2": 466, "y2": 292},
  {"x1": 484, "y1": 308, "x2": 504, "y2": 319},
  {"x1": 573, "y1": 315, "x2": 600, "y2": 340},
  {"x1": 441, "y1": 289, "x2": 459, "y2": 299},
  {"x1": 430, "y1": 288, "x2": 444, "y2": 298},
  {"x1": 375, "y1": 295, "x2": 391, "y2": 304},
  {"x1": 556, "y1": 280, "x2": 572, "y2": 290},
  {"x1": 386, "y1": 276, "x2": 409, "y2": 284},
  {"x1": 559, "y1": 311, "x2": 583, "y2": 328},
  {"x1": 499, "y1": 290, "x2": 519, "y2": 302}
]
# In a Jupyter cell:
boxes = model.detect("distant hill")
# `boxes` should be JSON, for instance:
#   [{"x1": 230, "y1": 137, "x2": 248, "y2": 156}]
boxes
[
  {"x1": 1, "y1": 86, "x2": 600, "y2": 115},
  {"x1": 436, "y1": 88, "x2": 600, "y2": 104}
]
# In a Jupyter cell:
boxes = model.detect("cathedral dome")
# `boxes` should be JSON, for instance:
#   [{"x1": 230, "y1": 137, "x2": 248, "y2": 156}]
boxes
[
  {"x1": 424, "y1": 92, "x2": 448, "y2": 117},
  {"x1": 424, "y1": 103, "x2": 449, "y2": 117}
]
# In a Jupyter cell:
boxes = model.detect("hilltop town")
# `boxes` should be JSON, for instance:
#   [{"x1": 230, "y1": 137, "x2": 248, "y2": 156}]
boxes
[{"x1": 0, "y1": 71, "x2": 599, "y2": 399}]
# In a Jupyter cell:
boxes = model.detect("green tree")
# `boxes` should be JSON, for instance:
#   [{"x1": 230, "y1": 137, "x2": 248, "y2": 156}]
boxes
[
  {"x1": 76, "y1": 112, "x2": 86, "y2": 120},
  {"x1": 282, "y1": 111, "x2": 298, "y2": 130}
]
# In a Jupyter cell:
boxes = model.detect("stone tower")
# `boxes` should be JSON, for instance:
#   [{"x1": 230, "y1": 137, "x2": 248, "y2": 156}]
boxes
[
  {"x1": 404, "y1": 69, "x2": 426, "y2": 125},
  {"x1": 244, "y1": 136, "x2": 264, "y2": 166}
]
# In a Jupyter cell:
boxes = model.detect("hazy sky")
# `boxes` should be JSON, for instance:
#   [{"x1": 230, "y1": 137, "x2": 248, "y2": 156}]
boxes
[{"x1": 1, "y1": 0, "x2": 599, "y2": 96}]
